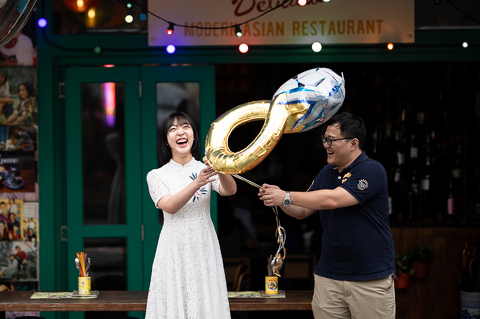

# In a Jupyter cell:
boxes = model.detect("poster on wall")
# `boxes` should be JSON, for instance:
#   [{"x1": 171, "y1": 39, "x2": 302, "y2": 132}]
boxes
[
  {"x1": 0, "y1": 67, "x2": 38, "y2": 127},
  {"x1": 0, "y1": 17, "x2": 37, "y2": 67},
  {"x1": 0, "y1": 199, "x2": 39, "y2": 280},
  {"x1": 0, "y1": 19, "x2": 40, "y2": 317},
  {"x1": 0, "y1": 149, "x2": 37, "y2": 194},
  {"x1": 0, "y1": 198, "x2": 39, "y2": 318},
  {"x1": 0, "y1": 66, "x2": 38, "y2": 201}
]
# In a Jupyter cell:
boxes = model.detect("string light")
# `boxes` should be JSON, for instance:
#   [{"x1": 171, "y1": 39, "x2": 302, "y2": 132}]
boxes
[
  {"x1": 235, "y1": 25, "x2": 243, "y2": 38},
  {"x1": 127, "y1": 0, "x2": 290, "y2": 38},
  {"x1": 125, "y1": 15, "x2": 133, "y2": 23},
  {"x1": 37, "y1": 18, "x2": 48, "y2": 28},
  {"x1": 387, "y1": 43, "x2": 394, "y2": 50},
  {"x1": 312, "y1": 42, "x2": 322, "y2": 52},
  {"x1": 167, "y1": 22, "x2": 174, "y2": 35},
  {"x1": 298, "y1": 0, "x2": 307, "y2": 6},
  {"x1": 462, "y1": 41, "x2": 469, "y2": 48},
  {"x1": 239, "y1": 43, "x2": 249, "y2": 53},
  {"x1": 166, "y1": 44, "x2": 176, "y2": 54}
]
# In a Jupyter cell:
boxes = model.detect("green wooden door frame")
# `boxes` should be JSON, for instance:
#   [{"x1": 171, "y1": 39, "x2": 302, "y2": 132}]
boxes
[
  {"x1": 140, "y1": 65, "x2": 216, "y2": 288},
  {"x1": 64, "y1": 66, "x2": 143, "y2": 292}
]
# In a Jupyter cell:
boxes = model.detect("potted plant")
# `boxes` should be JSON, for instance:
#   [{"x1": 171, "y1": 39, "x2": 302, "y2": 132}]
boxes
[
  {"x1": 395, "y1": 252, "x2": 415, "y2": 289},
  {"x1": 408, "y1": 244, "x2": 435, "y2": 279}
]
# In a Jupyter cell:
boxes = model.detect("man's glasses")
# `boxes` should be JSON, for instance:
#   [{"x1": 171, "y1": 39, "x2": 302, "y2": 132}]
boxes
[{"x1": 321, "y1": 136, "x2": 355, "y2": 146}]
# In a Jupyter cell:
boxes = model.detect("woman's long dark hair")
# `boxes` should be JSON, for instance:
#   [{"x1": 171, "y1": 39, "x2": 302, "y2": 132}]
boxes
[
  {"x1": 18, "y1": 82, "x2": 36, "y2": 98},
  {"x1": 157, "y1": 112, "x2": 200, "y2": 167}
]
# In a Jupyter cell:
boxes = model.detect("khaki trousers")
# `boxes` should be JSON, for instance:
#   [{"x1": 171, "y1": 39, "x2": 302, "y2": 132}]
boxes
[{"x1": 311, "y1": 274, "x2": 396, "y2": 319}]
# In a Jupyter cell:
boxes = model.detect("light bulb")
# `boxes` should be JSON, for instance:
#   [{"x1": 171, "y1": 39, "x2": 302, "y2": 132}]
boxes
[
  {"x1": 166, "y1": 44, "x2": 176, "y2": 54},
  {"x1": 37, "y1": 18, "x2": 48, "y2": 28},
  {"x1": 312, "y1": 42, "x2": 322, "y2": 52},
  {"x1": 239, "y1": 43, "x2": 249, "y2": 53},
  {"x1": 167, "y1": 23, "x2": 175, "y2": 35}
]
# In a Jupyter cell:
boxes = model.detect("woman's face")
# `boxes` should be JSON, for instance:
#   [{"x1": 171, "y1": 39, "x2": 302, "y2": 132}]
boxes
[
  {"x1": 18, "y1": 84, "x2": 28, "y2": 99},
  {"x1": 167, "y1": 118, "x2": 195, "y2": 158}
]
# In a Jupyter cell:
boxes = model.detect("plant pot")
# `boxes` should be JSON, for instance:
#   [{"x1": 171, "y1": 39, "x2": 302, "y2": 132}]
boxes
[
  {"x1": 395, "y1": 273, "x2": 411, "y2": 289},
  {"x1": 411, "y1": 261, "x2": 430, "y2": 279}
]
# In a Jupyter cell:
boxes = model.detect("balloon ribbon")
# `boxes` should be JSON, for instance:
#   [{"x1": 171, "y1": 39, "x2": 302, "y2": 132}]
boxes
[{"x1": 232, "y1": 174, "x2": 287, "y2": 277}]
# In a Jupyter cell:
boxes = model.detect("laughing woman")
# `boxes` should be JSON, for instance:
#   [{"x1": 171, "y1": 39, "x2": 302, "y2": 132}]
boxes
[{"x1": 145, "y1": 112, "x2": 236, "y2": 319}]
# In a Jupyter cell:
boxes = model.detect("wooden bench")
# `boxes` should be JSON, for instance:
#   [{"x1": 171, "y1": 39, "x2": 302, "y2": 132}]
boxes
[{"x1": 0, "y1": 290, "x2": 313, "y2": 317}]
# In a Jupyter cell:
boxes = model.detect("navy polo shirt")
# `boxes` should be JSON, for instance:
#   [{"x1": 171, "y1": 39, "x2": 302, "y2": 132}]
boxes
[{"x1": 308, "y1": 151, "x2": 395, "y2": 281}]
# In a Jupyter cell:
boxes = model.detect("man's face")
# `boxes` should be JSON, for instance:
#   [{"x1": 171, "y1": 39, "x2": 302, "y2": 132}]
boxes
[{"x1": 323, "y1": 124, "x2": 353, "y2": 168}]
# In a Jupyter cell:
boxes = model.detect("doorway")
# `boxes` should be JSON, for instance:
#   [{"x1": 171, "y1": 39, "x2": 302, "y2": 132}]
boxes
[{"x1": 62, "y1": 65, "x2": 215, "y2": 315}]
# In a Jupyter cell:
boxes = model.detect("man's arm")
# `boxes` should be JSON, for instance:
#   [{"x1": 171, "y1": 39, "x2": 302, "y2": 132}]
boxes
[{"x1": 259, "y1": 183, "x2": 359, "y2": 219}]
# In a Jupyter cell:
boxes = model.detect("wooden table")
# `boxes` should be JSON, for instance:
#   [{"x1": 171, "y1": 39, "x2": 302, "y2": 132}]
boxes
[{"x1": 0, "y1": 290, "x2": 313, "y2": 316}]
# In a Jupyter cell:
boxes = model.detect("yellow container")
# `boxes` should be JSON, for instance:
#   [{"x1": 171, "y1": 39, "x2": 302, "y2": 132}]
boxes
[
  {"x1": 265, "y1": 276, "x2": 278, "y2": 295},
  {"x1": 78, "y1": 276, "x2": 91, "y2": 295}
]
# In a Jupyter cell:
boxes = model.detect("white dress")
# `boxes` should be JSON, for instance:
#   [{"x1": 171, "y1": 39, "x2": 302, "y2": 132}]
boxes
[{"x1": 145, "y1": 158, "x2": 231, "y2": 319}]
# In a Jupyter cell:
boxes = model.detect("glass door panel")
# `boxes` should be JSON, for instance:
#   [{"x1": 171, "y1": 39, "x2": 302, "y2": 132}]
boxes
[
  {"x1": 84, "y1": 237, "x2": 127, "y2": 290},
  {"x1": 81, "y1": 82, "x2": 126, "y2": 225}
]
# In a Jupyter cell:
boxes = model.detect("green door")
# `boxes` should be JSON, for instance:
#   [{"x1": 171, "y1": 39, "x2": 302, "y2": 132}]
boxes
[
  {"x1": 64, "y1": 66, "x2": 143, "y2": 296},
  {"x1": 63, "y1": 64, "x2": 216, "y2": 306}
]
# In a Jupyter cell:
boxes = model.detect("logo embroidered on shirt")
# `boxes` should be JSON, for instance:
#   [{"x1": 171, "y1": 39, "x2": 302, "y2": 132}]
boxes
[
  {"x1": 190, "y1": 172, "x2": 207, "y2": 202},
  {"x1": 357, "y1": 179, "x2": 368, "y2": 191},
  {"x1": 342, "y1": 172, "x2": 352, "y2": 183}
]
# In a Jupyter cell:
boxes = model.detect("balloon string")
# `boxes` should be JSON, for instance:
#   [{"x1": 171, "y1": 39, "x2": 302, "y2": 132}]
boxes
[
  {"x1": 233, "y1": 174, "x2": 265, "y2": 190},
  {"x1": 232, "y1": 174, "x2": 286, "y2": 276},
  {"x1": 272, "y1": 206, "x2": 287, "y2": 277}
]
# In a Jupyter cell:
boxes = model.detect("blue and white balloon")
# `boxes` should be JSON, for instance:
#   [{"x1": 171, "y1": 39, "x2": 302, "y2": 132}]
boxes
[{"x1": 272, "y1": 67, "x2": 345, "y2": 133}]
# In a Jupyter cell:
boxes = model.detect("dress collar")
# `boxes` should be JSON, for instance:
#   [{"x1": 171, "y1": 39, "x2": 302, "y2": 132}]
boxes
[{"x1": 169, "y1": 157, "x2": 196, "y2": 168}]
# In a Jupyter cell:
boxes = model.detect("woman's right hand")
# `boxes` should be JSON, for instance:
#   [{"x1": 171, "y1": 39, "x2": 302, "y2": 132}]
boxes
[{"x1": 195, "y1": 166, "x2": 218, "y2": 187}]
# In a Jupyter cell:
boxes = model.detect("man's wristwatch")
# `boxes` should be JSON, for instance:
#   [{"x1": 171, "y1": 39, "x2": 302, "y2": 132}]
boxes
[{"x1": 283, "y1": 191, "x2": 292, "y2": 207}]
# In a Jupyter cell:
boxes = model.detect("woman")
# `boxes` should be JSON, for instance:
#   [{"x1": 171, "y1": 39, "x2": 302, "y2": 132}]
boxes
[
  {"x1": 4, "y1": 82, "x2": 38, "y2": 125},
  {"x1": 145, "y1": 112, "x2": 236, "y2": 319}
]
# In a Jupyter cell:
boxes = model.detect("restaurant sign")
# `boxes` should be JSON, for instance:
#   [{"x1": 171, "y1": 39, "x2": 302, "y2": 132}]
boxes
[{"x1": 148, "y1": 0, "x2": 414, "y2": 47}]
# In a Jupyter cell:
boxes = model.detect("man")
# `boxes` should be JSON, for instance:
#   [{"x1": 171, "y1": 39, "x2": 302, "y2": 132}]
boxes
[
  {"x1": 258, "y1": 112, "x2": 396, "y2": 319},
  {"x1": 0, "y1": 31, "x2": 36, "y2": 66},
  {"x1": 15, "y1": 245, "x2": 28, "y2": 261}
]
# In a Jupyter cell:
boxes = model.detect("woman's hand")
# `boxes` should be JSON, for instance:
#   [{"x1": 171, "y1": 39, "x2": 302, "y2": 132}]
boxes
[
  {"x1": 202, "y1": 156, "x2": 236, "y2": 196},
  {"x1": 195, "y1": 166, "x2": 218, "y2": 188}
]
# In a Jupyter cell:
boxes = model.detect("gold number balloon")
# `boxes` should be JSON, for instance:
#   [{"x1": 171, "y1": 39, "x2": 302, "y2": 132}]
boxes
[{"x1": 205, "y1": 67, "x2": 346, "y2": 175}]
